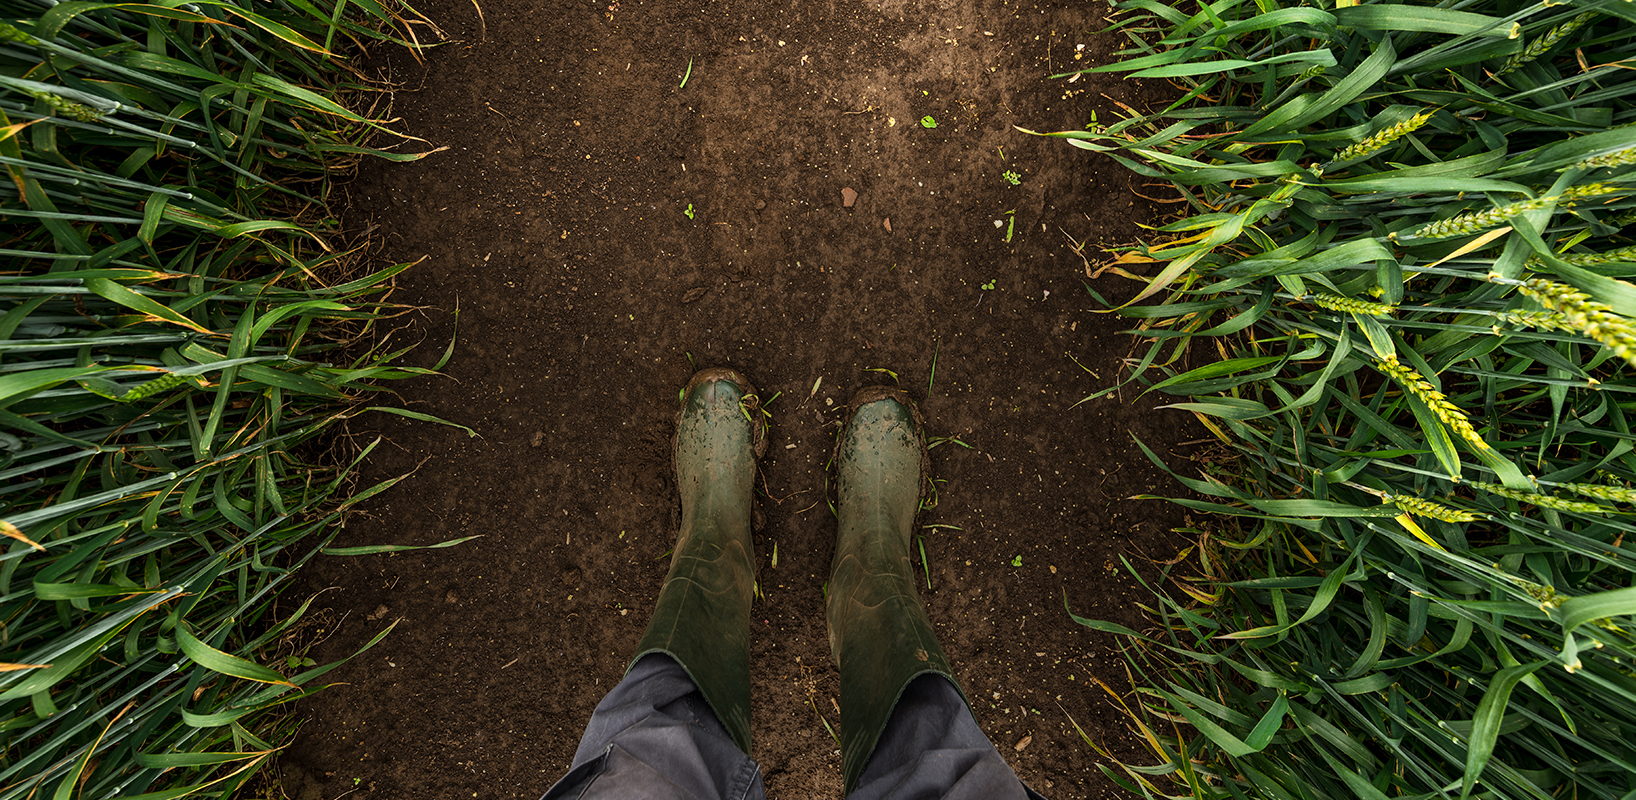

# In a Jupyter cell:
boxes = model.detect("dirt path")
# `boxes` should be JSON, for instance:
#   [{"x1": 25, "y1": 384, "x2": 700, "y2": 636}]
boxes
[{"x1": 278, "y1": 0, "x2": 1197, "y2": 796}]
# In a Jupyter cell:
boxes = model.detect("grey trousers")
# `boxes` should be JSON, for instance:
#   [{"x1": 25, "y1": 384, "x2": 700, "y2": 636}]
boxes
[{"x1": 539, "y1": 655, "x2": 1045, "y2": 800}]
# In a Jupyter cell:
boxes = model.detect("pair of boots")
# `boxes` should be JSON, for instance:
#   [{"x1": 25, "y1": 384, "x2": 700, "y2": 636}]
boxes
[{"x1": 631, "y1": 367, "x2": 962, "y2": 791}]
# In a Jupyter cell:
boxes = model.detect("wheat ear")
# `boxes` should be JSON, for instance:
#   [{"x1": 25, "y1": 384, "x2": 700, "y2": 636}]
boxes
[
  {"x1": 1411, "y1": 195, "x2": 1558, "y2": 240},
  {"x1": 1336, "y1": 111, "x2": 1434, "y2": 162},
  {"x1": 1496, "y1": 11, "x2": 1597, "y2": 76},
  {"x1": 1310, "y1": 294, "x2": 1397, "y2": 317},
  {"x1": 1473, "y1": 481, "x2": 1614, "y2": 514},
  {"x1": 1517, "y1": 278, "x2": 1636, "y2": 368},
  {"x1": 1386, "y1": 494, "x2": 1481, "y2": 522},
  {"x1": 1376, "y1": 355, "x2": 1492, "y2": 451},
  {"x1": 1575, "y1": 146, "x2": 1636, "y2": 172}
]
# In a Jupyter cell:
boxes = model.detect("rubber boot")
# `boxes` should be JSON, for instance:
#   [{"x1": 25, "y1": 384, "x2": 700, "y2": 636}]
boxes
[
  {"x1": 629, "y1": 367, "x2": 766, "y2": 755},
  {"x1": 827, "y1": 386, "x2": 967, "y2": 791}
]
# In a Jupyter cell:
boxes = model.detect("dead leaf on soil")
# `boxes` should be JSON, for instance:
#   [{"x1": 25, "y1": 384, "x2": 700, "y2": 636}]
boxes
[
  {"x1": 1112, "y1": 251, "x2": 1161, "y2": 264},
  {"x1": 367, "y1": 604, "x2": 389, "y2": 621},
  {"x1": 682, "y1": 286, "x2": 708, "y2": 304}
]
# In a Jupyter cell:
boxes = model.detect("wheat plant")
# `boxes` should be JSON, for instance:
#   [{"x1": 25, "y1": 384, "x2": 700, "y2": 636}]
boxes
[
  {"x1": 1040, "y1": 1, "x2": 1636, "y2": 798},
  {"x1": 0, "y1": 1, "x2": 444, "y2": 797}
]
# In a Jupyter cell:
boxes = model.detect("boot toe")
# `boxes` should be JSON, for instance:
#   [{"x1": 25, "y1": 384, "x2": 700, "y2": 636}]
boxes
[{"x1": 676, "y1": 367, "x2": 767, "y2": 461}]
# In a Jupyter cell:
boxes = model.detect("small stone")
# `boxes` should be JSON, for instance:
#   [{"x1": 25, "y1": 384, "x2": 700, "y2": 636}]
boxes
[
  {"x1": 367, "y1": 604, "x2": 388, "y2": 621},
  {"x1": 756, "y1": 200, "x2": 766, "y2": 210},
  {"x1": 445, "y1": 591, "x2": 458, "y2": 604},
  {"x1": 531, "y1": 431, "x2": 546, "y2": 447},
  {"x1": 883, "y1": 217, "x2": 892, "y2": 232},
  {"x1": 842, "y1": 187, "x2": 858, "y2": 207}
]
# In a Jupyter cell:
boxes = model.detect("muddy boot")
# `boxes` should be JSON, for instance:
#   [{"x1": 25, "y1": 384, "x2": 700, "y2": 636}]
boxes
[
  {"x1": 827, "y1": 386, "x2": 966, "y2": 791},
  {"x1": 629, "y1": 367, "x2": 766, "y2": 755}
]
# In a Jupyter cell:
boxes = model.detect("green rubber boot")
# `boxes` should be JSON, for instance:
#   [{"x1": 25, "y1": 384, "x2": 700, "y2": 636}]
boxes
[
  {"x1": 629, "y1": 367, "x2": 766, "y2": 754},
  {"x1": 827, "y1": 386, "x2": 966, "y2": 791}
]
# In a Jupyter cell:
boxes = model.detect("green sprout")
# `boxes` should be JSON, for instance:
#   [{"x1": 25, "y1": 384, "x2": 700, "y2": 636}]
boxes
[
  {"x1": 981, "y1": 279, "x2": 995, "y2": 291},
  {"x1": 1010, "y1": 555, "x2": 1023, "y2": 567},
  {"x1": 1003, "y1": 170, "x2": 1021, "y2": 186},
  {"x1": 684, "y1": 203, "x2": 695, "y2": 219},
  {"x1": 920, "y1": 115, "x2": 938, "y2": 128},
  {"x1": 680, "y1": 57, "x2": 693, "y2": 88}
]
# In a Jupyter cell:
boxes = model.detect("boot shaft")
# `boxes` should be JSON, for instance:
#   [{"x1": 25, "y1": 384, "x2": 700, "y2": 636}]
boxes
[
  {"x1": 825, "y1": 389, "x2": 964, "y2": 791},
  {"x1": 632, "y1": 369, "x2": 764, "y2": 755}
]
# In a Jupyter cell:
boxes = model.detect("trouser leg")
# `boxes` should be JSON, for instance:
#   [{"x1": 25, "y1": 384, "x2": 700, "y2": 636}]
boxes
[
  {"x1": 539, "y1": 653, "x2": 766, "y2": 800},
  {"x1": 846, "y1": 674, "x2": 1042, "y2": 800}
]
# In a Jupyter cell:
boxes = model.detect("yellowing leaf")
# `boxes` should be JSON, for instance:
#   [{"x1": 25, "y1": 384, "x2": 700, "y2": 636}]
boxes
[
  {"x1": 1396, "y1": 513, "x2": 1449, "y2": 552},
  {"x1": 0, "y1": 519, "x2": 43, "y2": 552},
  {"x1": 1425, "y1": 226, "x2": 1512, "y2": 269}
]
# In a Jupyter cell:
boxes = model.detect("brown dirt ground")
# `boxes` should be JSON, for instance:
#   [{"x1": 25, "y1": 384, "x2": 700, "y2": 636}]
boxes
[{"x1": 276, "y1": 0, "x2": 1204, "y2": 796}]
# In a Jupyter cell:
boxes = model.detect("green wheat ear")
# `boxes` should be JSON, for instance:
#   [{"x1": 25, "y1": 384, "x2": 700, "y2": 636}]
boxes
[
  {"x1": 1410, "y1": 195, "x2": 1559, "y2": 239},
  {"x1": 1335, "y1": 110, "x2": 1433, "y2": 163},
  {"x1": 1473, "y1": 481, "x2": 1616, "y2": 514},
  {"x1": 1559, "y1": 183, "x2": 1628, "y2": 206},
  {"x1": 1517, "y1": 277, "x2": 1636, "y2": 368},
  {"x1": 122, "y1": 372, "x2": 207, "y2": 403},
  {"x1": 1526, "y1": 244, "x2": 1636, "y2": 269},
  {"x1": 27, "y1": 90, "x2": 103, "y2": 122},
  {"x1": 1575, "y1": 146, "x2": 1636, "y2": 172},
  {"x1": 1509, "y1": 576, "x2": 1569, "y2": 611},
  {"x1": 0, "y1": 22, "x2": 39, "y2": 45},
  {"x1": 1496, "y1": 11, "x2": 1597, "y2": 76},
  {"x1": 1493, "y1": 308, "x2": 1575, "y2": 332},
  {"x1": 1386, "y1": 494, "x2": 1481, "y2": 522},
  {"x1": 1310, "y1": 293, "x2": 1396, "y2": 317},
  {"x1": 1376, "y1": 355, "x2": 1492, "y2": 451},
  {"x1": 1560, "y1": 483, "x2": 1636, "y2": 505}
]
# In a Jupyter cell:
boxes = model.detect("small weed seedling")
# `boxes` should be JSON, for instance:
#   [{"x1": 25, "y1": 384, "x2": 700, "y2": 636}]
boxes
[
  {"x1": 680, "y1": 57, "x2": 693, "y2": 88},
  {"x1": 981, "y1": 279, "x2": 995, "y2": 291},
  {"x1": 1010, "y1": 555, "x2": 1023, "y2": 567},
  {"x1": 1003, "y1": 170, "x2": 1021, "y2": 185},
  {"x1": 684, "y1": 203, "x2": 695, "y2": 219},
  {"x1": 920, "y1": 115, "x2": 938, "y2": 128},
  {"x1": 927, "y1": 340, "x2": 940, "y2": 395}
]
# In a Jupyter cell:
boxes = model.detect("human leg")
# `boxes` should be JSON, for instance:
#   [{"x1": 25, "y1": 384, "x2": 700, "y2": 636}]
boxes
[
  {"x1": 825, "y1": 387, "x2": 1036, "y2": 799},
  {"x1": 539, "y1": 369, "x2": 767, "y2": 800}
]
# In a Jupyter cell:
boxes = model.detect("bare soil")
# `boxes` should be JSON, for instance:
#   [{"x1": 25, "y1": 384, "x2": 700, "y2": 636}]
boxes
[{"x1": 277, "y1": 0, "x2": 1201, "y2": 796}]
